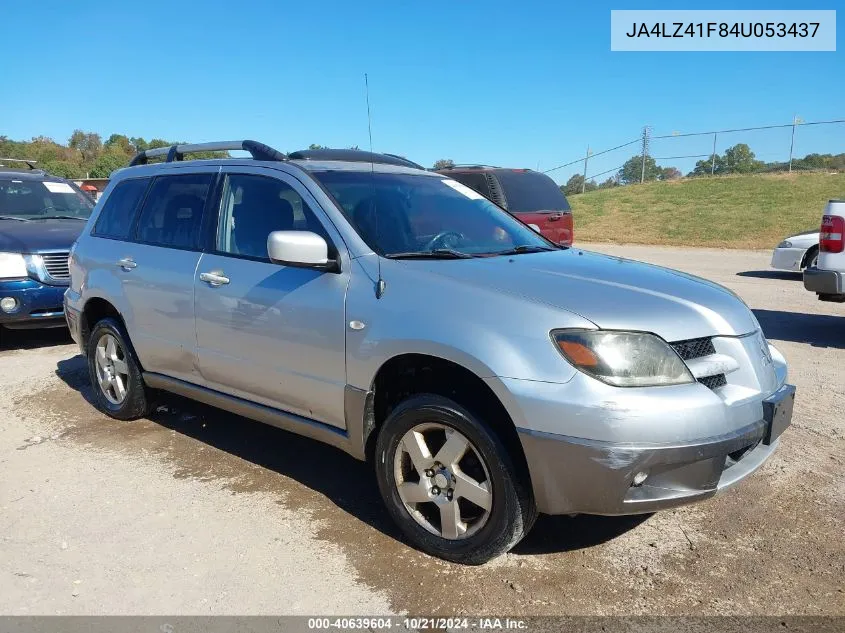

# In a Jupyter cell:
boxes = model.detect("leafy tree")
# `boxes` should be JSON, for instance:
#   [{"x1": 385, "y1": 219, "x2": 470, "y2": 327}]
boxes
[
  {"x1": 618, "y1": 155, "x2": 662, "y2": 184},
  {"x1": 308, "y1": 144, "x2": 325, "y2": 150},
  {"x1": 721, "y1": 143, "x2": 762, "y2": 174},
  {"x1": 68, "y1": 130, "x2": 102, "y2": 162},
  {"x1": 432, "y1": 159, "x2": 454, "y2": 170},
  {"x1": 660, "y1": 166, "x2": 682, "y2": 180},
  {"x1": 563, "y1": 174, "x2": 583, "y2": 195},
  {"x1": 598, "y1": 176, "x2": 619, "y2": 189},
  {"x1": 90, "y1": 151, "x2": 128, "y2": 178},
  {"x1": 562, "y1": 174, "x2": 597, "y2": 195},
  {"x1": 105, "y1": 134, "x2": 133, "y2": 154}
]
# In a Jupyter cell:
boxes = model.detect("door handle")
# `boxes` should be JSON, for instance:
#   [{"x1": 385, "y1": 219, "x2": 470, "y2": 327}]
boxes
[
  {"x1": 199, "y1": 271, "x2": 230, "y2": 287},
  {"x1": 548, "y1": 214, "x2": 562, "y2": 222},
  {"x1": 117, "y1": 258, "x2": 137, "y2": 270}
]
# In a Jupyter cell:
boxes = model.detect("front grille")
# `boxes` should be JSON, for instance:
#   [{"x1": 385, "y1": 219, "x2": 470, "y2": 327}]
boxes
[
  {"x1": 39, "y1": 252, "x2": 70, "y2": 281},
  {"x1": 671, "y1": 337, "x2": 716, "y2": 361},
  {"x1": 697, "y1": 373, "x2": 727, "y2": 390}
]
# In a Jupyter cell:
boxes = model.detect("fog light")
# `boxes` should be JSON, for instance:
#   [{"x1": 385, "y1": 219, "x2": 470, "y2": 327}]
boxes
[
  {"x1": 632, "y1": 471, "x2": 649, "y2": 487},
  {"x1": 0, "y1": 297, "x2": 18, "y2": 313}
]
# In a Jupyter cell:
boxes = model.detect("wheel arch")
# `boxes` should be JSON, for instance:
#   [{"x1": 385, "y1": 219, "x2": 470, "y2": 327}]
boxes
[
  {"x1": 362, "y1": 352, "x2": 533, "y2": 492},
  {"x1": 801, "y1": 243, "x2": 820, "y2": 268}
]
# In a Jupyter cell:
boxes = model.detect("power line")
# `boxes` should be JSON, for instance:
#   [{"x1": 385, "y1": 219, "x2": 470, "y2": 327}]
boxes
[
  {"x1": 651, "y1": 117, "x2": 845, "y2": 139},
  {"x1": 545, "y1": 117, "x2": 845, "y2": 177},
  {"x1": 652, "y1": 154, "x2": 711, "y2": 160},
  {"x1": 543, "y1": 138, "x2": 640, "y2": 173}
]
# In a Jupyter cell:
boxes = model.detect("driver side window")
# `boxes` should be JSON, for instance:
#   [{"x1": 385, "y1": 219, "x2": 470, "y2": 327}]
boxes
[{"x1": 216, "y1": 174, "x2": 328, "y2": 260}]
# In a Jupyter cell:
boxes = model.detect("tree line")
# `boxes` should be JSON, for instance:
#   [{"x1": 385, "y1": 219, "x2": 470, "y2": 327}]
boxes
[
  {"x1": 560, "y1": 144, "x2": 845, "y2": 196},
  {"x1": 0, "y1": 134, "x2": 360, "y2": 179}
]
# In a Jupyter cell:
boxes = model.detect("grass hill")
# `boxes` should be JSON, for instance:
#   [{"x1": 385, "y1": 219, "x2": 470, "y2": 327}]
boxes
[{"x1": 569, "y1": 171, "x2": 845, "y2": 250}]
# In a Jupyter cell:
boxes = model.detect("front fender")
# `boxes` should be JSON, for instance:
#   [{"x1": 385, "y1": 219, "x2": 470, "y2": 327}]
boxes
[{"x1": 345, "y1": 256, "x2": 588, "y2": 390}]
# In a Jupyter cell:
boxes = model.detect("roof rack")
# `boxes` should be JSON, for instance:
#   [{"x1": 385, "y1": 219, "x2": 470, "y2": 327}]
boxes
[
  {"x1": 128, "y1": 140, "x2": 286, "y2": 167},
  {"x1": 288, "y1": 148, "x2": 425, "y2": 170},
  {"x1": 437, "y1": 164, "x2": 502, "y2": 170},
  {"x1": 0, "y1": 158, "x2": 39, "y2": 169}
]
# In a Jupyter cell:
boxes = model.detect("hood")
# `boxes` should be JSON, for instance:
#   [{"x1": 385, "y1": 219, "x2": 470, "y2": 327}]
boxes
[
  {"x1": 400, "y1": 249, "x2": 759, "y2": 342},
  {"x1": 0, "y1": 219, "x2": 85, "y2": 253}
]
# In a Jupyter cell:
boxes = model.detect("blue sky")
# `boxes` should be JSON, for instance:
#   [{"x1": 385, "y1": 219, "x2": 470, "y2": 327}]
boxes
[{"x1": 0, "y1": 0, "x2": 842, "y2": 183}]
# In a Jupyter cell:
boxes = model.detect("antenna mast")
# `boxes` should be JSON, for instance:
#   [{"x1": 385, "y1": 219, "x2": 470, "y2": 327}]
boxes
[{"x1": 365, "y1": 73, "x2": 386, "y2": 299}]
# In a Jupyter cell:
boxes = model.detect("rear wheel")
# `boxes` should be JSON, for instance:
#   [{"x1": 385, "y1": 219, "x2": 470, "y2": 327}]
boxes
[
  {"x1": 86, "y1": 317, "x2": 152, "y2": 420},
  {"x1": 803, "y1": 246, "x2": 819, "y2": 270},
  {"x1": 375, "y1": 394, "x2": 535, "y2": 564}
]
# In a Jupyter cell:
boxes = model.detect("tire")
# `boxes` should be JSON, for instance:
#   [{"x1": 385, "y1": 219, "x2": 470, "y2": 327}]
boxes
[
  {"x1": 86, "y1": 317, "x2": 152, "y2": 420},
  {"x1": 375, "y1": 393, "x2": 536, "y2": 565},
  {"x1": 803, "y1": 246, "x2": 819, "y2": 270}
]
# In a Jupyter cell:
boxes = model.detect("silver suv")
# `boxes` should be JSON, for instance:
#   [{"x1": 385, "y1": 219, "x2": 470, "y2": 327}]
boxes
[{"x1": 65, "y1": 141, "x2": 795, "y2": 564}]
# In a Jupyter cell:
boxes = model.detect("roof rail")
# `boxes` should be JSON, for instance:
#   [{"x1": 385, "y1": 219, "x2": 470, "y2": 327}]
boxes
[
  {"x1": 288, "y1": 148, "x2": 425, "y2": 170},
  {"x1": 0, "y1": 158, "x2": 39, "y2": 169},
  {"x1": 437, "y1": 163, "x2": 502, "y2": 170},
  {"x1": 128, "y1": 140, "x2": 286, "y2": 167}
]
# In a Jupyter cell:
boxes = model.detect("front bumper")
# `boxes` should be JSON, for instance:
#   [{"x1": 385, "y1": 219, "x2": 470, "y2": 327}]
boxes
[
  {"x1": 770, "y1": 246, "x2": 806, "y2": 271},
  {"x1": 0, "y1": 278, "x2": 67, "y2": 329},
  {"x1": 519, "y1": 416, "x2": 783, "y2": 515},
  {"x1": 803, "y1": 266, "x2": 844, "y2": 297}
]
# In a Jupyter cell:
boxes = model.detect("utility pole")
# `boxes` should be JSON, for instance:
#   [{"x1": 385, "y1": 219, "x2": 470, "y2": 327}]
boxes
[
  {"x1": 711, "y1": 133, "x2": 717, "y2": 176},
  {"x1": 640, "y1": 126, "x2": 650, "y2": 184},
  {"x1": 788, "y1": 115, "x2": 802, "y2": 173},
  {"x1": 581, "y1": 146, "x2": 590, "y2": 194}
]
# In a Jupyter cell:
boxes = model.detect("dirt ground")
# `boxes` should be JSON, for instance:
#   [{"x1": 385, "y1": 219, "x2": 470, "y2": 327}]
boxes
[{"x1": 0, "y1": 244, "x2": 842, "y2": 616}]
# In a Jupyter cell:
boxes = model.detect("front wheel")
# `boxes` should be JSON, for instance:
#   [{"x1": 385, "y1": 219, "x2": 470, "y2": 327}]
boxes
[
  {"x1": 86, "y1": 317, "x2": 152, "y2": 420},
  {"x1": 375, "y1": 394, "x2": 535, "y2": 564}
]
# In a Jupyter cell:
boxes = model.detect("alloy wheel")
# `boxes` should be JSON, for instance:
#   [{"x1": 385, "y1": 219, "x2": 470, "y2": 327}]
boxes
[
  {"x1": 94, "y1": 333, "x2": 129, "y2": 405},
  {"x1": 393, "y1": 422, "x2": 493, "y2": 540}
]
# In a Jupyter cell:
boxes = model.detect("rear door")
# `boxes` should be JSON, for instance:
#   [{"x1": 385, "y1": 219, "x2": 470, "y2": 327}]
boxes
[
  {"x1": 118, "y1": 169, "x2": 216, "y2": 383},
  {"x1": 492, "y1": 170, "x2": 573, "y2": 246},
  {"x1": 193, "y1": 167, "x2": 349, "y2": 429}
]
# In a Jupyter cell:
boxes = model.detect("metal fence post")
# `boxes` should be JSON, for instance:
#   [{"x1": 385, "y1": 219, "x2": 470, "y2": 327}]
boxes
[
  {"x1": 640, "y1": 127, "x2": 650, "y2": 183},
  {"x1": 581, "y1": 146, "x2": 590, "y2": 194},
  {"x1": 711, "y1": 133, "x2": 717, "y2": 175}
]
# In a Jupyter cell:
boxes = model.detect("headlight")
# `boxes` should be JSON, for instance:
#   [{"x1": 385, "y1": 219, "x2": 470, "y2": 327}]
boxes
[
  {"x1": 551, "y1": 329, "x2": 694, "y2": 387},
  {"x1": 0, "y1": 252, "x2": 27, "y2": 279},
  {"x1": 776, "y1": 240, "x2": 793, "y2": 248}
]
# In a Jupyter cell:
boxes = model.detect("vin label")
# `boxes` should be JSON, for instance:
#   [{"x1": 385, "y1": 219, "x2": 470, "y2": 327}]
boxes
[{"x1": 611, "y1": 10, "x2": 836, "y2": 51}]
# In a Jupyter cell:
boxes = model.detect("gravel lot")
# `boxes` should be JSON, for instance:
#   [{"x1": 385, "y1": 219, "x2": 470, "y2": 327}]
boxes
[{"x1": 0, "y1": 244, "x2": 842, "y2": 616}]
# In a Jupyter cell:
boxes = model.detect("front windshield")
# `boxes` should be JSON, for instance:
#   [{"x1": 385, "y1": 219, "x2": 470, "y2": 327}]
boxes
[
  {"x1": 0, "y1": 178, "x2": 94, "y2": 220},
  {"x1": 312, "y1": 171, "x2": 556, "y2": 257}
]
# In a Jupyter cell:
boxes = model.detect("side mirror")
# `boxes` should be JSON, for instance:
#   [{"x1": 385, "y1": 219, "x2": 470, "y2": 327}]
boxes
[{"x1": 267, "y1": 231, "x2": 338, "y2": 272}]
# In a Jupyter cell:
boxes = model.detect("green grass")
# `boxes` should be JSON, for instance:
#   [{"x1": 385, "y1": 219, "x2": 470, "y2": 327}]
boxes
[{"x1": 569, "y1": 171, "x2": 845, "y2": 249}]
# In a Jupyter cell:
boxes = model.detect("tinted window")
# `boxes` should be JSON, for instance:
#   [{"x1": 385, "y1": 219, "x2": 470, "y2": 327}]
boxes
[
  {"x1": 313, "y1": 171, "x2": 551, "y2": 256},
  {"x1": 134, "y1": 174, "x2": 212, "y2": 249},
  {"x1": 93, "y1": 178, "x2": 150, "y2": 239},
  {"x1": 447, "y1": 172, "x2": 492, "y2": 199},
  {"x1": 493, "y1": 171, "x2": 570, "y2": 213},
  {"x1": 217, "y1": 174, "x2": 328, "y2": 260},
  {"x1": 0, "y1": 178, "x2": 94, "y2": 219}
]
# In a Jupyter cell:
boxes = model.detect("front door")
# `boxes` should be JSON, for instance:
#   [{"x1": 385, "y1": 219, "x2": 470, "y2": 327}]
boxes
[{"x1": 194, "y1": 169, "x2": 349, "y2": 429}]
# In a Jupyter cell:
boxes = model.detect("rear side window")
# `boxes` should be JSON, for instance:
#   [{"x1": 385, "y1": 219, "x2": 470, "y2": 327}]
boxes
[
  {"x1": 134, "y1": 174, "x2": 212, "y2": 249},
  {"x1": 92, "y1": 178, "x2": 150, "y2": 239},
  {"x1": 493, "y1": 171, "x2": 571, "y2": 213},
  {"x1": 447, "y1": 172, "x2": 492, "y2": 199}
]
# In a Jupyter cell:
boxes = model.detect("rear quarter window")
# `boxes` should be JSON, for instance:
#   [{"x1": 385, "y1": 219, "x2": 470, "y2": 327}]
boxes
[{"x1": 92, "y1": 178, "x2": 151, "y2": 240}]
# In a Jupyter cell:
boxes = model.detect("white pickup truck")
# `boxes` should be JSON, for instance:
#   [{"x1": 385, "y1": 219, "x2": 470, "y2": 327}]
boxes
[{"x1": 804, "y1": 200, "x2": 845, "y2": 303}]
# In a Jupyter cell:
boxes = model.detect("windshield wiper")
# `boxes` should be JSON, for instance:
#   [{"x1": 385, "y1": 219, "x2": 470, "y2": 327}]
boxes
[
  {"x1": 36, "y1": 215, "x2": 87, "y2": 221},
  {"x1": 0, "y1": 215, "x2": 30, "y2": 222},
  {"x1": 489, "y1": 244, "x2": 559, "y2": 256},
  {"x1": 386, "y1": 248, "x2": 476, "y2": 260}
]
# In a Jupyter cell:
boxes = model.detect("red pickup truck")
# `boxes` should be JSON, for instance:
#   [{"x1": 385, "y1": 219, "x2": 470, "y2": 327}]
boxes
[{"x1": 435, "y1": 165, "x2": 574, "y2": 246}]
